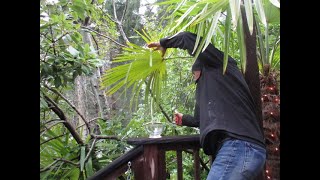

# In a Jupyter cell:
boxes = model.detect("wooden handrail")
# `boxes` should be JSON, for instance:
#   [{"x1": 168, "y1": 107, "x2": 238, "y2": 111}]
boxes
[
  {"x1": 88, "y1": 135, "x2": 202, "y2": 180},
  {"x1": 87, "y1": 145, "x2": 143, "y2": 180}
]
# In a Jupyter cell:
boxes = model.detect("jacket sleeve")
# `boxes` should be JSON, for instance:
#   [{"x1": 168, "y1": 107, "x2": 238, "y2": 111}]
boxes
[
  {"x1": 181, "y1": 102, "x2": 200, "y2": 127},
  {"x1": 159, "y1": 31, "x2": 225, "y2": 67}
]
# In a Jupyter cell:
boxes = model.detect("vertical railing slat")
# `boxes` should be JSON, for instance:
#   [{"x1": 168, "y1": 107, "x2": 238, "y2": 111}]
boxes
[
  {"x1": 158, "y1": 149, "x2": 167, "y2": 180},
  {"x1": 193, "y1": 148, "x2": 200, "y2": 180},
  {"x1": 176, "y1": 150, "x2": 183, "y2": 180}
]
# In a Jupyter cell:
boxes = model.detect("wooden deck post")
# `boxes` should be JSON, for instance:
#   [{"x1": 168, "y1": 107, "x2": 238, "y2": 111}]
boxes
[{"x1": 143, "y1": 144, "x2": 166, "y2": 180}]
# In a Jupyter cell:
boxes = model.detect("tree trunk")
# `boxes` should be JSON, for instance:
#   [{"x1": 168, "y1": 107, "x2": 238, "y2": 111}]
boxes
[
  {"x1": 241, "y1": 7, "x2": 265, "y2": 180},
  {"x1": 75, "y1": 75, "x2": 89, "y2": 138}
]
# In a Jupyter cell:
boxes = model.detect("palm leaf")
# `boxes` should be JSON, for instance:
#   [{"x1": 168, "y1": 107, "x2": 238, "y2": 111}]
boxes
[
  {"x1": 223, "y1": 5, "x2": 232, "y2": 74},
  {"x1": 80, "y1": 146, "x2": 85, "y2": 172},
  {"x1": 100, "y1": 32, "x2": 166, "y2": 109},
  {"x1": 203, "y1": 9, "x2": 221, "y2": 52},
  {"x1": 254, "y1": 0, "x2": 267, "y2": 27},
  {"x1": 244, "y1": 0, "x2": 254, "y2": 35},
  {"x1": 229, "y1": 0, "x2": 241, "y2": 30},
  {"x1": 169, "y1": 3, "x2": 199, "y2": 33},
  {"x1": 236, "y1": 11, "x2": 247, "y2": 74}
]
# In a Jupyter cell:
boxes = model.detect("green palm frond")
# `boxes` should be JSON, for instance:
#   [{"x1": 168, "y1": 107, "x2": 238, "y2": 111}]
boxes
[
  {"x1": 159, "y1": 0, "x2": 278, "y2": 74},
  {"x1": 223, "y1": 5, "x2": 232, "y2": 74},
  {"x1": 100, "y1": 32, "x2": 167, "y2": 109}
]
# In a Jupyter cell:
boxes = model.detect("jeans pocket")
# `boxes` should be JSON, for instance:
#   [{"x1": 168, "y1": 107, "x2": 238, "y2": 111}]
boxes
[{"x1": 241, "y1": 142, "x2": 266, "y2": 179}]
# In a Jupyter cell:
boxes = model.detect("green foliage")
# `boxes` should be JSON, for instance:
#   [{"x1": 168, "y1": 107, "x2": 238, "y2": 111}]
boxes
[
  {"x1": 158, "y1": 0, "x2": 280, "y2": 73},
  {"x1": 100, "y1": 31, "x2": 167, "y2": 110},
  {"x1": 40, "y1": 0, "x2": 280, "y2": 179},
  {"x1": 40, "y1": 0, "x2": 105, "y2": 89}
]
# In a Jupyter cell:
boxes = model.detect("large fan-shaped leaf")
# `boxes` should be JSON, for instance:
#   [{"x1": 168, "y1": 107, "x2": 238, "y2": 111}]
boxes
[{"x1": 100, "y1": 32, "x2": 166, "y2": 109}]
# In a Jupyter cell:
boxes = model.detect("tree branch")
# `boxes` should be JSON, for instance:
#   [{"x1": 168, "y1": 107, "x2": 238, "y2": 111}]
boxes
[
  {"x1": 90, "y1": 33, "x2": 100, "y2": 55},
  {"x1": 101, "y1": 8, "x2": 117, "y2": 23},
  {"x1": 53, "y1": 32, "x2": 69, "y2": 43},
  {"x1": 40, "y1": 159, "x2": 60, "y2": 173},
  {"x1": 120, "y1": 0, "x2": 129, "y2": 23},
  {"x1": 40, "y1": 120, "x2": 66, "y2": 135},
  {"x1": 40, "y1": 134, "x2": 65, "y2": 145},
  {"x1": 92, "y1": 134, "x2": 120, "y2": 141},
  {"x1": 112, "y1": 0, "x2": 129, "y2": 43},
  {"x1": 43, "y1": 94, "x2": 84, "y2": 145},
  {"x1": 55, "y1": 158, "x2": 79, "y2": 167},
  {"x1": 43, "y1": 119, "x2": 62, "y2": 125},
  {"x1": 49, "y1": 25, "x2": 57, "y2": 56},
  {"x1": 76, "y1": 117, "x2": 102, "y2": 129},
  {"x1": 44, "y1": 85, "x2": 92, "y2": 135},
  {"x1": 145, "y1": 83, "x2": 172, "y2": 123},
  {"x1": 81, "y1": 26, "x2": 127, "y2": 47},
  {"x1": 84, "y1": 138, "x2": 97, "y2": 163}
]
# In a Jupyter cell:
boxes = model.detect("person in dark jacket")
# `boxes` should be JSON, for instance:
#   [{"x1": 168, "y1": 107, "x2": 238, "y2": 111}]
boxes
[{"x1": 148, "y1": 31, "x2": 266, "y2": 180}]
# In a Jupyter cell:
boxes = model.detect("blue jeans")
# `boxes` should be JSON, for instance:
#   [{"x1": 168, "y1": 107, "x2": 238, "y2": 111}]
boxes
[{"x1": 206, "y1": 139, "x2": 266, "y2": 180}]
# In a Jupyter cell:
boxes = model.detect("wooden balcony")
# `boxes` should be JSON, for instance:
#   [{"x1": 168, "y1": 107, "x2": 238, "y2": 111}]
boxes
[{"x1": 88, "y1": 135, "x2": 202, "y2": 180}]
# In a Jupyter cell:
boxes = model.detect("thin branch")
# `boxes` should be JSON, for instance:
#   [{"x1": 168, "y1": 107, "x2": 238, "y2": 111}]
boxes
[
  {"x1": 40, "y1": 117, "x2": 110, "y2": 146},
  {"x1": 53, "y1": 32, "x2": 69, "y2": 43},
  {"x1": 92, "y1": 134, "x2": 120, "y2": 141},
  {"x1": 76, "y1": 117, "x2": 102, "y2": 129},
  {"x1": 55, "y1": 158, "x2": 79, "y2": 167},
  {"x1": 91, "y1": 33, "x2": 100, "y2": 55},
  {"x1": 81, "y1": 26, "x2": 127, "y2": 47},
  {"x1": 84, "y1": 138, "x2": 97, "y2": 163},
  {"x1": 40, "y1": 134, "x2": 65, "y2": 145},
  {"x1": 40, "y1": 120, "x2": 66, "y2": 135},
  {"x1": 120, "y1": 0, "x2": 129, "y2": 23},
  {"x1": 49, "y1": 25, "x2": 57, "y2": 56},
  {"x1": 44, "y1": 85, "x2": 91, "y2": 135},
  {"x1": 43, "y1": 119, "x2": 63, "y2": 125},
  {"x1": 112, "y1": 0, "x2": 119, "y2": 21},
  {"x1": 112, "y1": 0, "x2": 129, "y2": 43},
  {"x1": 40, "y1": 159, "x2": 60, "y2": 173},
  {"x1": 100, "y1": 7, "x2": 117, "y2": 23},
  {"x1": 43, "y1": 94, "x2": 84, "y2": 145},
  {"x1": 145, "y1": 83, "x2": 171, "y2": 123},
  {"x1": 157, "y1": 101, "x2": 171, "y2": 123}
]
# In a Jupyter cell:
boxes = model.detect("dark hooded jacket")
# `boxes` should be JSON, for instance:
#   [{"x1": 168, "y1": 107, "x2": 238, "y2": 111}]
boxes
[{"x1": 160, "y1": 32, "x2": 265, "y2": 155}]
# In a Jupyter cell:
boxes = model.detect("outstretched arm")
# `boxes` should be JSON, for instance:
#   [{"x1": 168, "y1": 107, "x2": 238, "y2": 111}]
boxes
[{"x1": 150, "y1": 31, "x2": 226, "y2": 68}]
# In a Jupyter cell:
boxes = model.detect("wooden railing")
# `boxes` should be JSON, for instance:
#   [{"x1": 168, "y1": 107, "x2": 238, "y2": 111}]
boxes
[{"x1": 88, "y1": 135, "x2": 202, "y2": 180}]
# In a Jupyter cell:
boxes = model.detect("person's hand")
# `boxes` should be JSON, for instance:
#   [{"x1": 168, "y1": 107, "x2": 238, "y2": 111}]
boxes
[
  {"x1": 147, "y1": 42, "x2": 167, "y2": 57},
  {"x1": 174, "y1": 111, "x2": 183, "y2": 126}
]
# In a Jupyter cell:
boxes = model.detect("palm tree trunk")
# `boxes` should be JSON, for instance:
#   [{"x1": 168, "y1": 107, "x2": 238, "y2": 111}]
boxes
[{"x1": 241, "y1": 7, "x2": 265, "y2": 180}]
